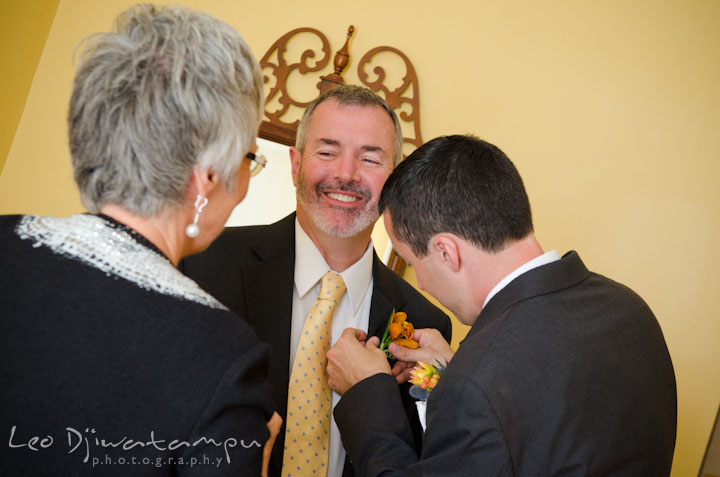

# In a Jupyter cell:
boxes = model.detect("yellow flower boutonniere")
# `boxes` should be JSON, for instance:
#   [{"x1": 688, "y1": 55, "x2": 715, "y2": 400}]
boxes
[{"x1": 409, "y1": 361, "x2": 446, "y2": 401}]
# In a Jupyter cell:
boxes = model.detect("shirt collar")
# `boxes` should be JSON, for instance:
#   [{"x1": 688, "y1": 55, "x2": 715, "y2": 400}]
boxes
[
  {"x1": 294, "y1": 219, "x2": 374, "y2": 315},
  {"x1": 483, "y1": 250, "x2": 561, "y2": 308}
]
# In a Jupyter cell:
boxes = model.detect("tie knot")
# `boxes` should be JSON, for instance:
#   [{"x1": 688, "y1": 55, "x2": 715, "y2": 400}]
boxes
[{"x1": 319, "y1": 271, "x2": 346, "y2": 303}]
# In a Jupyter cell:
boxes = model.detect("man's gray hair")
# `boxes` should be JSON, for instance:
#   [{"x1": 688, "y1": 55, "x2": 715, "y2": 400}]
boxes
[
  {"x1": 68, "y1": 4, "x2": 264, "y2": 216},
  {"x1": 295, "y1": 85, "x2": 404, "y2": 167}
]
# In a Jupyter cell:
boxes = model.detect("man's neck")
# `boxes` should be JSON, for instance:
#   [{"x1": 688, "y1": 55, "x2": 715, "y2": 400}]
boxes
[
  {"x1": 472, "y1": 234, "x2": 545, "y2": 310},
  {"x1": 296, "y1": 212, "x2": 373, "y2": 272}
]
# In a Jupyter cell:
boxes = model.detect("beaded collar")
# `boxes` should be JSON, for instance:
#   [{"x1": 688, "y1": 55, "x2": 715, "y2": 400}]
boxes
[{"x1": 15, "y1": 214, "x2": 227, "y2": 310}]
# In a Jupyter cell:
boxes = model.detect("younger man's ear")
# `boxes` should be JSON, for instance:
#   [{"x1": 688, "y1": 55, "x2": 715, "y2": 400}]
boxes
[{"x1": 431, "y1": 234, "x2": 461, "y2": 272}]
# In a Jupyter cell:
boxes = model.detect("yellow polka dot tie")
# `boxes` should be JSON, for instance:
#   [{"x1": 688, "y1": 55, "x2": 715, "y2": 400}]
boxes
[{"x1": 282, "y1": 271, "x2": 346, "y2": 476}]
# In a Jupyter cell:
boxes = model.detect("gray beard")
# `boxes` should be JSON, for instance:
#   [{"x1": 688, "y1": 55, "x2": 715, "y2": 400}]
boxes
[{"x1": 295, "y1": 174, "x2": 379, "y2": 239}]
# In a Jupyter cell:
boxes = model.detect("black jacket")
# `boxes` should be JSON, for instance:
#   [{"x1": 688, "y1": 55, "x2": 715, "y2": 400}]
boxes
[
  {"x1": 335, "y1": 251, "x2": 677, "y2": 476},
  {"x1": 181, "y1": 213, "x2": 452, "y2": 476},
  {"x1": 0, "y1": 214, "x2": 274, "y2": 476}
]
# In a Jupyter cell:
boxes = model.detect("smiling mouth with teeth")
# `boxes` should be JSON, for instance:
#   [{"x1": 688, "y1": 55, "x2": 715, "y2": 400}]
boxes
[{"x1": 326, "y1": 192, "x2": 361, "y2": 203}]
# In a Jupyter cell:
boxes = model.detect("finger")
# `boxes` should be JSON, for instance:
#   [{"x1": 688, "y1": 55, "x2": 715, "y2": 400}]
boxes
[
  {"x1": 267, "y1": 412, "x2": 282, "y2": 434},
  {"x1": 268, "y1": 411, "x2": 282, "y2": 428},
  {"x1": 262, "y1": 412, "x2": 282, "y2": 477},
  {"x1": 388, "y1": 342, "x2": 418, "y2": 361},
  {"x1": 365, "y1": 336, "x2": 380, "y2": 348},
  {"x1": 391, "y1": 360, "x2": 416, "y2": 383},
  {"x1": 391, "y1": 359, "x2": 414, "y2": 376},
  {"x1": 411, "y1": 328, "x2": 437, "y2": 344},
  {"x1": 413, "y1": 329, "x2": 455, "y2": 364},
  {"x1": 394, "y1": 367, "x2": 414, "y2": 384},
  {"x1": 326, "y1": 363, "x2": 340, "y2": 392},
  {"x1": 341, "y1": 327, "x2": 367, "y2": 341},
  {"x1": 390, "y1": 342, "x2": 441, "y2": 366}
]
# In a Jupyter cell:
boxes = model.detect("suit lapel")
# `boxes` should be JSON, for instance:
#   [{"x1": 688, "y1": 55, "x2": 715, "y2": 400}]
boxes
[
  {"x1": 239, "y1": 215, "x2": 296, "y2": 477},
  {"x1": 368, "y1": 253, "x2": 407, "y2": 339},
  {"x1": 241, "y1": 215, "x2": 296, "y2": 408}
]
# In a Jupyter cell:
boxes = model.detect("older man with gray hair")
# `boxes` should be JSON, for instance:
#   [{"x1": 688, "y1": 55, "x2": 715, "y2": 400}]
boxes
[{"x1": 182, "y1": 85, "x2": 452, "y2": 476}]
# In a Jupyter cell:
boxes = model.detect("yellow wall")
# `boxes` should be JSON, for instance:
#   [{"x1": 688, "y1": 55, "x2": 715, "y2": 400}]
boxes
[
  {"x1": 0, "y1": 0, "x2": 60, "y2": 174},
  {"x1": 1, "y1": 1, "x2": 718, "y2": 475}
]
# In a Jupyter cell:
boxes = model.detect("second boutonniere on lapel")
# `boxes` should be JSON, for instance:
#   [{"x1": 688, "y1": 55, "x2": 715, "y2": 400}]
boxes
[
  {"x1": 408, "y1": 360, "x2": 446, "y2": 431},
  {"x1": 409, "y1": 361, "x2": 445, "y2": 400},
  {"x1": 379, "y1": 309, "x2": 418, "y2": 358}
]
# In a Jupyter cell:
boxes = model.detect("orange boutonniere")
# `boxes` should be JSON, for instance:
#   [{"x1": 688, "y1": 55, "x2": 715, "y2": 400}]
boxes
[{"x1": 379, "y1": 310, "x2": 418, "y2": 358}]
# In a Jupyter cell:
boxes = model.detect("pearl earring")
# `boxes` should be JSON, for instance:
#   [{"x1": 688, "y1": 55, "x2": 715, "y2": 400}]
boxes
[{"x1": 185, "y1": 195, "x2": 208, "y2": 238}]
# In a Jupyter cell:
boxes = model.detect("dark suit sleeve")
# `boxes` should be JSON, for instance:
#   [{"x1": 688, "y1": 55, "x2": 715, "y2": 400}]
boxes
[
  {"x1": 179, "y1": 339, "x2": 274, "y2": 475},
  {"x1": 335, "y1": 372, "x2": 513, "y2": 477},
  {"x1": 374, "y1": 268, "x2": 453, "y2": 461},
  {"x1": 334, "y1": 373, "x2": 417, "y2": 477}
]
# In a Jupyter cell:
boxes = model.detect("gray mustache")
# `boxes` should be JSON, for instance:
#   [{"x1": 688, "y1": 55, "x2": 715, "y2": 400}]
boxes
[{"x1": 316, "y1": 182, "x2": 371, "y2": 200}]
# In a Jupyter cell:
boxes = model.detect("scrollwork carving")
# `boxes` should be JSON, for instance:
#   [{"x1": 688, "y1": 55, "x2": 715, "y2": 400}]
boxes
[
  {"x1": 357, "y1": 46, "x2": 423, "y2": 155},
  {"x1": 259, "y1": 28, "x2": 331, "y2": 144}
]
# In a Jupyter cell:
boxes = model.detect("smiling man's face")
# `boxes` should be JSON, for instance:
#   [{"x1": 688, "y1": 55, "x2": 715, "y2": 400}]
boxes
[{"x1": 291, "y1": 99, "x2": 396, "y2": 239}]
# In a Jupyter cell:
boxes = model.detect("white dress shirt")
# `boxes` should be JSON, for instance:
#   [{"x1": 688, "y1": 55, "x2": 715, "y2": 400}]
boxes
[
  {"x1": 291, "y1": 219, "x2": 374, "y2": 477},
  {"x1": 483, "y1": 250, "x2": 561, "y2": 309}
]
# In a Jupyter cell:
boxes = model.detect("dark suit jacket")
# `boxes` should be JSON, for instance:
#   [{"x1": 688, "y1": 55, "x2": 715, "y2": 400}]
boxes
[
  {"x1": 0, "y1": 214, "x2": 274, "y2": 476},
  {"x1": 335, "y1": 251, "x2": 677, "y2": 476},
  {"x1": 181, "y1": 213, "x2": 452, "y2": 476}
]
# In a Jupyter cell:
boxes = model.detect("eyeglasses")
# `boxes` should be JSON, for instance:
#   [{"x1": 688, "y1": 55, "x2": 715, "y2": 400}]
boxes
[{"x1": 246, "y1": 151, "x2": 267, "y2": 177}]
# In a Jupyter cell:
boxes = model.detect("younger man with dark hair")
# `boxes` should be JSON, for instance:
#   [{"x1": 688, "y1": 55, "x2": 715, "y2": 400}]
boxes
[{"x1": 327, "y1": 135, "x2": 677, "y2": 476}]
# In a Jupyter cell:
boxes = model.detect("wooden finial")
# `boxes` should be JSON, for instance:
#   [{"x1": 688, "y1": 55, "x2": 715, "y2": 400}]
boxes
[
  {"x1": 333, "y1": 25, "x2": 354, "y2": 76},
  {"x1": 318, "y1": 25, "x2": 355, "y2": 93}
]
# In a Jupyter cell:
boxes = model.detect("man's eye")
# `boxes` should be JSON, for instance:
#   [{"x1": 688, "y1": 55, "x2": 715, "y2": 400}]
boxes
[{"x1": 361, "y1": 157, "x2": 381, "y2": 165}]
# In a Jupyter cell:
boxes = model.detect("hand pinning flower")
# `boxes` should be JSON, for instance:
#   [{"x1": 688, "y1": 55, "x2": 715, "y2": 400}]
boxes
[
  {"x1": 379, "y1": 310, "x2": 418, "y2": 358},
  {"x1": 409, "y1": 361, "x2": 445, "y2": 401}
]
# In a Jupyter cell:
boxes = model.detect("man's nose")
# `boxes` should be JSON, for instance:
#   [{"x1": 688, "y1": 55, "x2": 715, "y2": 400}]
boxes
[{"x1": 335, "y1": 153, "x2": 360, "y2": 182}]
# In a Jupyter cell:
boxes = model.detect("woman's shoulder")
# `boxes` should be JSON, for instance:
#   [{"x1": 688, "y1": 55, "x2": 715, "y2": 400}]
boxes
[
  {"x1": 138, "y1": 287, "x2": 263, "y2": 351},
  {"x1": 0, "y1": 214, "x2": 25, "y2": 233},
  {"x1": 0, "y1": 215, "x2": 39, "y2": 258}
]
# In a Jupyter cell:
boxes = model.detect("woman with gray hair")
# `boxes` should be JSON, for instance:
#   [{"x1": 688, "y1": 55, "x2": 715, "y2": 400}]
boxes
[{"x1": 0, "y1": 5, "x2": 280, "y2": 475}]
